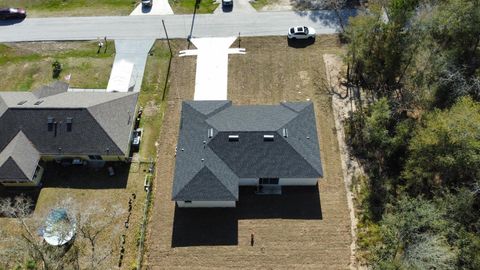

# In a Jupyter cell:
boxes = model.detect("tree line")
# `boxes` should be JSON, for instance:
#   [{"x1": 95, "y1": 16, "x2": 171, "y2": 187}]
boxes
[{"x1": 342, "y1": 0, "x2": 480, "y2": 268}]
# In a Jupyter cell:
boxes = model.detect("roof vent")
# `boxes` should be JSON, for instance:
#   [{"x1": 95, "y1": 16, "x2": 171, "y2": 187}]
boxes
[
  {"x1": 264, "y1": 135, "x2": 274, "y2": 141},
  {"x1": 282, "y1": 128, "x2": 288, "y2": 138},
  {"x1": 228, "y1": 135, "x2": 239, "y2": 142},
  {"x1": 17, "y1": 100, "x2": 27, "y2": 105},
  {"x1": 34, "y1": 100, "x2": 44, "y2": 105},
  {"x1": 208, "y1": 128, "x2": 214, "y2": 138}
]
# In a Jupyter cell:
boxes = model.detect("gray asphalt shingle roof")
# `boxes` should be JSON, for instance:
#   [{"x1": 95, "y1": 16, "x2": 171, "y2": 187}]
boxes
[
  {"x1": 0, "y1": 83, "x2": 138, "y2": 183},
  {"x1": 172, "y1": 101, "x2": 323, "y2": 202},
  {"x1": 0, "y1": 131, "x2": 40, "y2": 182}
]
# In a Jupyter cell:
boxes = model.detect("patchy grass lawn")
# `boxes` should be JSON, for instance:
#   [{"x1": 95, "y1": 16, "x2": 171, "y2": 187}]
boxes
[
  {"x1": 0, "y1": 41, "x2": 116, "y2": 91},
  {"x1": 168, "y1": 0, "x2": 218, "y2": 14},
  {"x1": 250, "y1": 0, "x2": 277, "y2": 10},
  {"x1": 137, "y1": 41, "x2": 173, "y2": 161},
  {"x1": 146, "y1": 36, "x2": 353, "y2": 269},
  {"x1": 0, "y1": 0, "x2": 137, "y2": 17}
]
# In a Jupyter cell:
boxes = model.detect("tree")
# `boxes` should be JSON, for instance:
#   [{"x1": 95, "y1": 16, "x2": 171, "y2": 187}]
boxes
[
  {"x1": 371, "y1": 196, "x2": 451, "y2": 268},
  {"x1": 403, "y1": 96, "x2": 480, "y2": 194},
  {"x1": 0, "y1": 195, "x2": 125, "y2": 270},
  {"x1": 75, "y1": 201, "x2": 125, "y2": 269},
  {"x1": 345, "y1": 0, "x2": 420, "y2": 106}
]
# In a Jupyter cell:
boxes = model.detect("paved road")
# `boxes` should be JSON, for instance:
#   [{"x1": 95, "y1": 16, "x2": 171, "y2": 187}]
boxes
[{"x1": 0, "y1": 10, "x2": 356, "y2": 42}]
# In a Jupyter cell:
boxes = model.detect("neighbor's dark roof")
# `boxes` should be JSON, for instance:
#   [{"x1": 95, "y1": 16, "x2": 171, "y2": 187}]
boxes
[
  {"x1": 0, "y1": 89, "x2": 138, "y2": 157},
  {"x1": 172, "y1": 101, "x2": 323, "y2": 201},
  {"x1": 0, "y1": 131, "x2": 40, "y2": 182}
]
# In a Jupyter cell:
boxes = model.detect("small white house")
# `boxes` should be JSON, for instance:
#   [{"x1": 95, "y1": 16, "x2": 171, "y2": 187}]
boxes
[{"x1": 172, "y1": 101, "x2": 323, "y2": 208}]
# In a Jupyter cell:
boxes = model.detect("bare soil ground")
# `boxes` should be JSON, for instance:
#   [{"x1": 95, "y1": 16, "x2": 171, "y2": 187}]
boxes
[{"x1": 145, "y1": 36, "x2": 353, "y2": 269}]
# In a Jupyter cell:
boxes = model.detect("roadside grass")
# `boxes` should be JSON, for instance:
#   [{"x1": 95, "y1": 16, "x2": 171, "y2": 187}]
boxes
[
  {"x1": 0, "y1": 0, "x2": 137, "y2": 17},
  {"x1": 0, "y1": 41, "x2": 115, "y2": 91},
  {"x1": 168, "y1": 0, "x2": 219, "y2": 14},
  {"x1": 137, "y1": 41, "x2": 173, "y2": 161},
  {"x1": 250, "y1": 0, "x2": 279, "y2": 10}
]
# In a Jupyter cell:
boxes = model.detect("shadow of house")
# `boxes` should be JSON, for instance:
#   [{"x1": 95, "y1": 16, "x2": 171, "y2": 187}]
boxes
[
  {"x1": 171, "y1": 186, "x2": 322, "y2": 247},
  {"x1": 0, "y1": 185, "x2": 41, "y2": 216},
  {"x1": 41, "y1": 162, "x2": 130, "y2": 189},
  {"x1": 172, "y1": 207, "x2": 238, "y2": 247},
  {"x1": 0, "y1": 162, "x2": 130, "y2": 216},
  {"x1": 236, "y1": 186, "x2": 322, "y2": 220}
]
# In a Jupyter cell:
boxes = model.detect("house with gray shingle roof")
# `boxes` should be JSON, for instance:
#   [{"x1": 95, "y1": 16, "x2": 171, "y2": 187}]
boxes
[
  {"x1": 0, "y1": 82, "x2": 138, "y2": 187},
  {"x1": 173, "y1": 100, "x2": 323, "y2": 208}
]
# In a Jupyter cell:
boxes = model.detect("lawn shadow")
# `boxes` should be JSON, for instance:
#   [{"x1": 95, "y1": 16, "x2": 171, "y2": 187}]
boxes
[
  {"x1": 171, "y1": 207, "x2": 238, "y2": 247},
  {"x1": 287, "y1": 38, "x2": 316, "y2": 48},
  {"x1": 171, "y1": 186, "x2": 322, "y2": 247},
  {"x1": 41, "y1": 162, "x2": 130, "y2": 189}
]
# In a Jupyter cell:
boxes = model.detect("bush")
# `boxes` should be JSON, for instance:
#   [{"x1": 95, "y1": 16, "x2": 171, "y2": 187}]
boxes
[{"x1": 52, "y1": 60, "x2": 62, "y2": 79}]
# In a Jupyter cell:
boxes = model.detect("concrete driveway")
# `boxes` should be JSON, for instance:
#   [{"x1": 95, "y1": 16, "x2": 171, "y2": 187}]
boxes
[
  {"x1": 214, "y1": 0, "x2": 256, "y2": 14},
  {"x1": 130, "y1": 0, "x2": 174, "y2": 15}
]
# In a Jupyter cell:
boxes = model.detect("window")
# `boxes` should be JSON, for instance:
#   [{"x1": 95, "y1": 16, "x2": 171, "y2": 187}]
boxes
[
  {"x1": 34, "y1": 100, "x2": 44, "y2": 105},
  {"x1": 88, "y1": 155, "x2": 103, "y2": 160},
  {"x1": 259, "y1": 178, "x2": 279, "y2": 185},
  {"x1": 33, "y1": 166, "x2": 41, "y2": 179},
  {"x1": 66, "y1": 117, "x2": 72, "y2": 132}
]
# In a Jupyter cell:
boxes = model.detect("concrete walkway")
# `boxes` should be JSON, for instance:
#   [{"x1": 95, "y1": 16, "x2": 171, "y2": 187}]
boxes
[
  {"x1": 179, "y1": 37, "x2": 245, "y2": 100},
  {"x1": 130, "y1": 0, "x2": 174, "y2": 15},
  {"x1": 214, "y1": 0, "x2": 256, "y2": 14},
  {"x1": 106, "y1": 39, "x2": 155, "y2": 93}
]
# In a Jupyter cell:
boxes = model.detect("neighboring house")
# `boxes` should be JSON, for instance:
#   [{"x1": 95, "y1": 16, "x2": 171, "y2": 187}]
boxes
[
  {"x1": 172, "y1": 101, "x2": 323, "y2": 208},
  {"x1": 0, "y1": 82, "x2": 139, "y2": 187}
]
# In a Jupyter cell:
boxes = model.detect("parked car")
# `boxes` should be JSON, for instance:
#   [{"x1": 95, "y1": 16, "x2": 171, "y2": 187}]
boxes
[
  {"x1": 222, "y1": 0, "x2": 233, "y2": 7},
  {"x1": 0, "y1": 8, "x2": 26, "y2": 20},
  {"x1": 142, "y1": 0, "x2": 153, "y2": 7},
  {"x1": 287, "y1": 26, "x2": 316, "y2": 40},
  {"x1": 131, "y1": 128, "x2": 143, "y2": 152},
  {"x1": 60, "y1": 158, "x2": 87, "y2": 167}
]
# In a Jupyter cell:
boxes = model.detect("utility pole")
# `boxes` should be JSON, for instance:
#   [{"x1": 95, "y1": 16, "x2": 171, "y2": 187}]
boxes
[{"x1": 162, "y1": 20, "x2": 172, "y2": 56}]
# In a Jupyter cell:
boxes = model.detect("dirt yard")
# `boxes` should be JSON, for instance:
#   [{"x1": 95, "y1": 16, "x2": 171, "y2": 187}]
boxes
[{"x1": 145, "y1": 36, "x2": 352, "y2": 269}]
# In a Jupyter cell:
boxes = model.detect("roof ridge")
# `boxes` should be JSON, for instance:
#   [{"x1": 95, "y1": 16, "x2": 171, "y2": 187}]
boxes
[
  {"x1": 173, "y1": 165, "x2": 237, "y2": 200},
  {"x1": 87, "y1": 92, "x2": 139, "y2": 109},
  {"x1": 278, "y1": 104, "x2": 323, "y2": 176}
]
